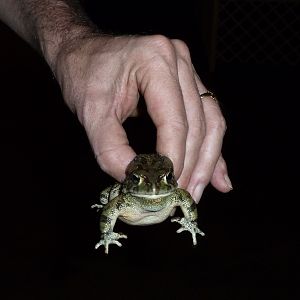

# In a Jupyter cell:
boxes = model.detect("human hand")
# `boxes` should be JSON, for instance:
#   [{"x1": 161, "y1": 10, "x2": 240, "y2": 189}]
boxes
[{"x1": 54, "y1": 34, "x2": 232, "y2": 202}]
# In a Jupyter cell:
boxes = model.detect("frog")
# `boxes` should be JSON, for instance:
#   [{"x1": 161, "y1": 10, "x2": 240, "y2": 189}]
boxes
[{"x1": 92, "y1": 153, "x2": 205, "y2": 254}]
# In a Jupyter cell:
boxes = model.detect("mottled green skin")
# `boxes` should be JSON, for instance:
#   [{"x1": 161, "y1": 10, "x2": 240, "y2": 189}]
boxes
[{"x1": 93, "y1": 154, "x2": 204, "y2": 254}]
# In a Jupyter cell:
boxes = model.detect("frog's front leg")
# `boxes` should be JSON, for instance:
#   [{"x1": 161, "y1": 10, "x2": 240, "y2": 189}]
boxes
[
  {"x1": 95, "y1": 196, "x2": 127, "y2": 254},
  {"x1": 91, "y1": 183, "x2": 122, "y2": 212},
  {"x1": 171, "y1": 189, "x2": 205, "y2": 245}
]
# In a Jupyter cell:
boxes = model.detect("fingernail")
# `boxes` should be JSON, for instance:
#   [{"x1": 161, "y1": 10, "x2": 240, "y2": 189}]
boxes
[
  {"x1": 192, "y1": 184, "x2": 205, "y2": 203},
  {"x1": 224, "y1": 174, "x2": 233, "y2": 190}
]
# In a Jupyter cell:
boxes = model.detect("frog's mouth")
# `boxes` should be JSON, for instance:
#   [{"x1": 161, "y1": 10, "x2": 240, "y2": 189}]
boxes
[
  {"x1": 144, "y1": 206, "x2": 165, "y2": 212},
  {"x1": 131, "y1": 192, "x2": 172, "y2": 199}
]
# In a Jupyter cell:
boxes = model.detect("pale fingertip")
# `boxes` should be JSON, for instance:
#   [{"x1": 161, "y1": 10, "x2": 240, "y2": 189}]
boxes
[
  {"x1": 191, "y1": 184, "x2": 205, "y2": 203},
  {"x1": 177, "y1": 176, "x2": 189, "y2": 190},
  {"x1": 224, "y1": 174, "x2": 233, "y2": 190},
  {"x1": 210, "y1": 173, "x2": 233, "y2": 193},
  {"x1": 210, "y1": 156, "x2": 233, "y2": 193}
]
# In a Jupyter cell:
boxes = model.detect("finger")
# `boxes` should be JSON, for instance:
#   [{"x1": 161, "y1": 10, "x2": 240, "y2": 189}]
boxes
[
  {"x1": 188, "y1": 77, "x2": 227, "y2": 202},
  {"x1": 211, "y1": 155, "x2": 233, "y2": 192},
  {"x1": 171, "y1": 39, "x2": 206, "y2": 189},
  {"x1": 192, "y1": 75, "x2": 232, "y2": 196},
  {"x1": 86, "y1": 114, "x2": 136, "y2": 182},
  {"x1": 137, "y1": 47, "x2": 188, "y2": 178}
]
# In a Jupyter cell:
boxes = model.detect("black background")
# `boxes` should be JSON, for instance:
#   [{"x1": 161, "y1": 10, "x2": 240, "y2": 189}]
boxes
[{"x1": 1, "y1": 1, "x2": 299, "y2": 299}]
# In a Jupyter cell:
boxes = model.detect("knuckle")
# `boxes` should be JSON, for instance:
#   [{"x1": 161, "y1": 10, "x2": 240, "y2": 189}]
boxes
[
  {"x1": 146, "y1": 34, "x2": 174, "y2": 57},
  {"x1": 211, "y1": 115, "x2": 227, "y2": 134},
  {"x1": 188, "y1": 116, "x2": 206, "y2": 140},
  {"x1": 194, "y1": 172, "x2": 210, "y2": 186},
  {"x1": 149, "y1": 34, "x2": 172, "y2": 48},
  {"x1": 219, "y1": 115, "x2": 227, "y2": 132},
  {"x1": 177, "y1": 56, "x2": 191, "y2": 73},
  {"x1": 158, "y1": 118, "x2": 189, "y2": 139},
  {"x1": 137, "y1": 35, "x2": 178, "y2": 76},
  {"x1": 191, "y1": 126, "x2": 206, "y2": 143},
  {"x1": 146, "y1": 55, "x2": 171, "y2": 71},
  {"x1": 172, "y1": 39, "x2": 192, "y2": 71},
  {"x1": 172, "y1": 39, "x2": 191, "y2": 58},
  {"x1": 171, "y1": 119, "x2": 189, "y2": 134}
]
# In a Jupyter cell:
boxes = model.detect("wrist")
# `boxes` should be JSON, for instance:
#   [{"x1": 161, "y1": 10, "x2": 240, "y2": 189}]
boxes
[
  {"x1": 36, "y1": 5, "x2": 98, "y2": 73},
  {"x1": 0, "y1": 0, "x2": 99, "y2": 73},
  {"x1": 40, "y1": 25, "x2": 95, "y2": 72}
]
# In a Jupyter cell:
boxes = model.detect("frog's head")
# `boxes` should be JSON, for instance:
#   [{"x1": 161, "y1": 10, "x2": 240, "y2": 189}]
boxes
[{"x1": 122, "y1": 153, "x2": 177, "y2": 198}]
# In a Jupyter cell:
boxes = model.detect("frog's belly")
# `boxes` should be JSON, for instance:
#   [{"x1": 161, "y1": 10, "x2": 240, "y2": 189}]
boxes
[{"x1": 119, "y1": 205, "x2": 174, "y2": 226}]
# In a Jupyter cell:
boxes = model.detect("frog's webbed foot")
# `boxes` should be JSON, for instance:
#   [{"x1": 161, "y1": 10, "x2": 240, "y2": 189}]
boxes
[
  {"x1": 95, "y1": 232, "x2": 127, "y2": 254},
  {"x1": 171, "y1": 217, "x2": 205, "y2": 246},
  {"x1": 91, "y1": 203, "x2": 103, "y2": 212}
]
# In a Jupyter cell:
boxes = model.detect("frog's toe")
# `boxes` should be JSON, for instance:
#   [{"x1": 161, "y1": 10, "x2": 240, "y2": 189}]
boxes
[
  {"x1": 95, "y1": 232, "x2": 128, "y2": 254},
  {"x1": 95, "y1": 239, "x2": 119, "y2": 255},
  {"x1": 196, "y1": 228, "x2": 205, "y2": 237},
  {"x1": 171, "y1": 217, "x2": 181, "y2": 223},
  {"x1": 176, "y1": 227, "x2": 188, "y2": 234},
  {"x1": 189, "y1": 225, "x2": 205, "y2": 245},
  {"x1": 191, "y1": 232, "x2": 197, "y2": 246},
  {"x1": 91, "y1": 204, "x2": 103, "y2": 212},
  {"x1": 172, "y1": 217, "x2": 205, "y2": 245},
  {"x1": 117, "y1": 232, "x2": 128, "y2": 239},
  {"x1": 95, "y1": 240, "x2": 105, "y2": 249}
]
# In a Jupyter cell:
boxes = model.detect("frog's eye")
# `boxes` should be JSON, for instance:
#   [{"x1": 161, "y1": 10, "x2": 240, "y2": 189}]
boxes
[
  {"x1": 131, "y1": 174, "x2": 141, "y2": 185},
  {"x1": 165, "y1": 172, "x2": 174, "y2": 182}
]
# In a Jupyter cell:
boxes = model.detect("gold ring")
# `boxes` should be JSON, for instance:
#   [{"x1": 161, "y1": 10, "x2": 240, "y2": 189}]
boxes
[{"x1": 200, "y1": 91, "x2": 218, "y2": 103}]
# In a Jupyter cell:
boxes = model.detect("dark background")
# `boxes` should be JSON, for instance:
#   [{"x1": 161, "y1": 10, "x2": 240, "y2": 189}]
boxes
[{"x1": 1, "y1": 0, "x2": 299, "y2": 299}]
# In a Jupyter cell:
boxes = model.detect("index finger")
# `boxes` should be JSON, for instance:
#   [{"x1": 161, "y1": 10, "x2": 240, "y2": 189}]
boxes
[
  {"x1": 140, "y1": 62, "x2": 188, "y2": 178},
  {"x1": 84, "y1": 106, "x2": 136, "y2": 181}
]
